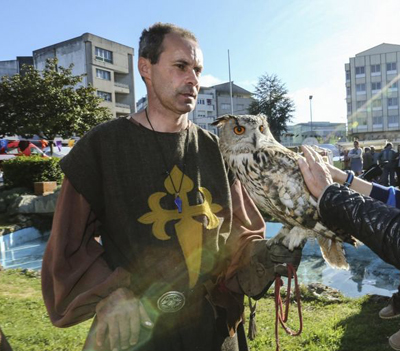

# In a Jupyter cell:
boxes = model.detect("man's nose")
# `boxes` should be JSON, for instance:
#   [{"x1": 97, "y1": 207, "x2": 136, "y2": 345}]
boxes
[{"x1": 186, "y1": 69, "x2": 200, "y2": 86}]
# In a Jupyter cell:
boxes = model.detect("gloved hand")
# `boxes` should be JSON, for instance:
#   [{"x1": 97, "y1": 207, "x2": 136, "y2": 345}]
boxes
[
  {"x1": 236, "y1": 239, "x2": 303, "y2": 300},
  {"x1": 268, "y1": 238, "x2": 303, "y2": 277}
]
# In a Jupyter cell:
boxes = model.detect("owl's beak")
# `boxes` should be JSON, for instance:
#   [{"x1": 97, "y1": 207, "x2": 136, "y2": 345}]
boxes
[{"x1": 252, "y1": 133, "x2": 258, "y2": 149}]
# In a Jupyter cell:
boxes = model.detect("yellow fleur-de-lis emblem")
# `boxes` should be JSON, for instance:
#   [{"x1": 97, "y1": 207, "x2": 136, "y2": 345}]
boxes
[{"x1": 138, "y1": 166, "x2": 222, "y2": 288}]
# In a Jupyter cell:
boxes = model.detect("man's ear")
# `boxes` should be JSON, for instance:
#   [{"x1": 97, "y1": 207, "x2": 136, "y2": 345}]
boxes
[{"x1": 138, "y1": 57, "x2": 151, "y2": 81}]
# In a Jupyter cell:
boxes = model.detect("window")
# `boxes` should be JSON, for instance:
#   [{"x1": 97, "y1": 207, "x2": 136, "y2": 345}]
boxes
[
  {"x1": 356, "y1": 83, "x2": 366, "y2": 94},
  {"x1": 357, "y1": 117, "x2": 367, "y2": 126},
  {"x1": 96, "y1": 68, "x2": 111, "y2": 80},
  {"x1": 389, "y1": 81, "x2": 398, "y2": 91},
  {"x1": 198, "y1": 123, "x2": 206, "y2": 129},
  {"x1": 387, "y1": 62, "x2": 397, "y2": 73},
  {"x1": 346, "y1": 87, "x2": 351, "y2": 96},
  {"x1": 95, "y1": 47, "x2": 113, "y2": 63},
  {"x1": 388, "y1": 97, "x2": 398, "y2": 108},
  {"x1": 347, "y1": 102, "x2": 352, "y2": 114},
  {"x1": 371, "y1": 82, "x2": 381, "y2": 91},
  {"x1": 356, "y1": 101, "x2": 366, "y2": 110},
  {"x1": 355, "y1": 66, "x2": 365, "y2": 76},
  {"x1": 97, "y1": 91, "x2": 112, "y2": 102},
  {"x1": 198, "y1": 99, "x2": 205, "y2": 105},
  {"x1": 371, "y1": 64, "x2": 381, "y2": 75},
  {"x1": 372, "y1": 99, "x2": 382, "y2": 109},
  {"x1": 221, "y1": 103, "x2": 231, "y2": 110},
  {"x1": 373, "y1": 116, "x2": 383, "y2": 125},
  {"x1": 236, "y1": 104, "x2": 245, "y2": 112},
  {"x1": 345, "y1": 70, "x2": 350, "y2": 81},
  {"x1": 206, "y1": 99, "x2": 212, "y2": 105},
  {"x1": 388, "y1": 115, "x2": 399, "y2": 125},
  {"x1": 197, "y1": 111, "x2": 206, "y2": 117}
]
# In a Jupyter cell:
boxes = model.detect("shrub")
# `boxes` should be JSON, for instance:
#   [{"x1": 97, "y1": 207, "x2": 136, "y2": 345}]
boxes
[{"x1": 2, "y1": 156, "x2": 63, "y2": 190}]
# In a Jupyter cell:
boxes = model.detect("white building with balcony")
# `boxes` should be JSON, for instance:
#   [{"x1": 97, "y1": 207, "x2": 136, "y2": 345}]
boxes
[
  {"x1": 33, "y1": 33, "x2": 135, "y2": 118},
  {"x1": 189, "y1": 82, "x2": 253, "y2": 134}
]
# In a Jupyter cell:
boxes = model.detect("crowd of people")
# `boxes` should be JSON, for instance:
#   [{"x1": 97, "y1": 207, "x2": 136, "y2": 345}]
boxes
[{"x1": 343, "y1": 141, "x2": 400, "y2": 187}]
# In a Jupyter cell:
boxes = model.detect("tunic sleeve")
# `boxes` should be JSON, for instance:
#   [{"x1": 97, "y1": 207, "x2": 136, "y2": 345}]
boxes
[
  {"x1": 41, "y1": 177, "x2": 132, "y2": 327},
  {"x1": 225, "y1": 179, "x2": 266, "y2": 280}
]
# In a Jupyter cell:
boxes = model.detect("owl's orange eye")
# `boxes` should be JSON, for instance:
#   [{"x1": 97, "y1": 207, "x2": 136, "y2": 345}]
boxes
[
  {"x1": 259, "y1": 125, "x2": 265, "y2": 132},
  {"x1": 234, "y1": 126, "x2": 246, "y2": 135}
]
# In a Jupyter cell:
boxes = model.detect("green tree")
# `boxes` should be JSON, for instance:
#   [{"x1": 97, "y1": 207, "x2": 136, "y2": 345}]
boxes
[
  {"x1": 0, "y1": 58, "x2": 112, "y2": 142},
  {"x1": 248, "y1": 73, "x2": 295, "y2": 141}
]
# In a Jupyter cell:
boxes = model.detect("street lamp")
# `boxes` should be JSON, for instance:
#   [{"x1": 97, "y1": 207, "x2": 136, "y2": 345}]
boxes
[{"x1": 309, "y1": 95, "x2": 313, "y2": 137}]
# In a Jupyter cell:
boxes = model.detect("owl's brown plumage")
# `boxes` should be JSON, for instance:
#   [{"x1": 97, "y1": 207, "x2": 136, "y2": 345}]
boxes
[{"x1": 213, "y1": 114, "x2": 355, "y2": 269}]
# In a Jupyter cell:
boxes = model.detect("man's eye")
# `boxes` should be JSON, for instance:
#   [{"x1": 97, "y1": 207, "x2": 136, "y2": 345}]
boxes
[{"x1": 177, "y1": 64, "x2": 185, "y2": 70}]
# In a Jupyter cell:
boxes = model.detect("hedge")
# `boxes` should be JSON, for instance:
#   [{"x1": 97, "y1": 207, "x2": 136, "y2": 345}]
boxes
[{"x1": 2, "y1": 156, "x2": 63, "y2": 190}]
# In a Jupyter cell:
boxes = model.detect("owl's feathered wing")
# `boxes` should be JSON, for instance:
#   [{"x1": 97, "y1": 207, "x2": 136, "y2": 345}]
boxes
[{"x1": 227, "y1": 143, "x2": 353, "y2": 269}]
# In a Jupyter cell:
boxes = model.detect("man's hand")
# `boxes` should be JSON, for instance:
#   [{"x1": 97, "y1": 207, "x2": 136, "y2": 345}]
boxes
[
  {"x1": 298, "y1": 145, "x2": 334, "y2": 199},
  {"x1": 95, "y1": 287, "x2": 153, "y2": 351}
]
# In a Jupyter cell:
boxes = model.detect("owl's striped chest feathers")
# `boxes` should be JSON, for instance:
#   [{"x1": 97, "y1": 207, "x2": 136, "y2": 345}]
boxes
[{"x1": 228, "y1": 150, "x2": 318, "y2": 228}]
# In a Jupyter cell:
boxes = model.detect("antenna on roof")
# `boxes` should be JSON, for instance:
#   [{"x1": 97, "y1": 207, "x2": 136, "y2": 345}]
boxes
[{"x1": 228, "y1": 49, "x2": 234, "y2": 114}]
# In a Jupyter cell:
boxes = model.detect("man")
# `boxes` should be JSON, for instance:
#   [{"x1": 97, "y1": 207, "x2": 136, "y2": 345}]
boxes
[
  {"x1": 370, "y1": 146, "x2": 379, "y2": 166},
  {"x1": 362, "y1": 147, "x2": 373, "y2": 171},
  {"x1": 41, "y1": 23, "x2": 301, "y2": 351},
  {"x1": 378, "y1": 142, "x2": 397, "y2": 186}
]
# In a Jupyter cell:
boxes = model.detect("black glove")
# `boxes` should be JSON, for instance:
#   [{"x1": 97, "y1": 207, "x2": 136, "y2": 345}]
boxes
[{"x1": 236, "y1": 239, "x2": 303, "y2": 300}]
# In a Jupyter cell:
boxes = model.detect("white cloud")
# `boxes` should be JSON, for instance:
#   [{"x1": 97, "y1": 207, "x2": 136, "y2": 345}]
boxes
[{"x1": 200, "y1": 74, "x2": 223, "y2": 88}]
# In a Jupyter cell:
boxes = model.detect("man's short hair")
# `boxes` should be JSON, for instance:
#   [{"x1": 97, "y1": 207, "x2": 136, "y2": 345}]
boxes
[{"x1": 139, "y1": 23, "x2": 198, "y2": 64}]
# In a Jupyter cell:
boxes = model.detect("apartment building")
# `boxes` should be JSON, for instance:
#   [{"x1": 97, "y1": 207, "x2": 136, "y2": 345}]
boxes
[
  {"x1": 346, "y1": 43, "x2": 400, "y2": 141},
  {"x1": 33, "y1": 33, "x2": 135, "y2": 118},
  {"x1": 0, "y1": 56, "x2": 33, "y2": 78},
  {"x1": 190, "y1": 82, "x2": 253, "y2": 134}
]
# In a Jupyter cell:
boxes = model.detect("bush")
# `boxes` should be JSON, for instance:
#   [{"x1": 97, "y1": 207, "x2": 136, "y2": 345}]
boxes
[{"x1": 2, "y1": 156, "x2": 63, "y2": 189}]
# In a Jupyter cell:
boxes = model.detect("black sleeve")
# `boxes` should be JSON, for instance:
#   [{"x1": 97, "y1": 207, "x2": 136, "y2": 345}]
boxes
[{"x1": 319, "y1": 183, "x2": 400, "y2": 270}]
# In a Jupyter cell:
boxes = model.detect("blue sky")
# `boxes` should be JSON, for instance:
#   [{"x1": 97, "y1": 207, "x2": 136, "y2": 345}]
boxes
[{"x1": 3, "y1": 0, "x2": 400, "y2": 124}]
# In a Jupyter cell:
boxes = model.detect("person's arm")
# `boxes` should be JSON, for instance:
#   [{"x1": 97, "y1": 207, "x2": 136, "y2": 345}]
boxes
[
  {"x1": 298, "y1": 145, "x2": 400, "y2": 270},
  {"x1": 325, "y1": 161, "x2": 400, "y2": 208},
  {"x1": 325, "y1": 163, "x2": 372, "y2": 195},
  {"x1": 225, "y1": 180, "x2": 302, "y2": 297},
  {"x1": 42, "y1": 178, "x2": 152, "y2": 350}
]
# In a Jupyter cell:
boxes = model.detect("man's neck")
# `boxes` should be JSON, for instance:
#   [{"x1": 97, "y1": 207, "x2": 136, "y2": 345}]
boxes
[{"x1": 131, "y1": 108, "x2": 189, "y2": 133}]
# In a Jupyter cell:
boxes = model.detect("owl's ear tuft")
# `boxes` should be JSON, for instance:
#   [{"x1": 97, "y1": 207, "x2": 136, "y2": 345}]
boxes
[{"x1": 211, "y1": 115, "x2": 236, "y2": 128}]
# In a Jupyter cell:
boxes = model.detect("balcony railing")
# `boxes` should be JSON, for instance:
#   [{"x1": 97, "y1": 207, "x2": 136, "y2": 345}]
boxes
[
  {"x1": 114, "y1": 82, "x2": 130, "y2": 89},
  {"x1": 115, "y1": 103, "x2": 131, "y2": 109}
]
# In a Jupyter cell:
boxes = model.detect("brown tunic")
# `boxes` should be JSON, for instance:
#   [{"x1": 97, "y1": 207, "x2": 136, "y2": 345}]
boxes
[{"x1": 41, "y1": 118, "x2": 265, "y2": 350}]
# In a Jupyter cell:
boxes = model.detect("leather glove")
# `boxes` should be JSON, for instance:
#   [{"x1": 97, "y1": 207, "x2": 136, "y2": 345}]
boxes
[{"x1": 236, "y1": 239, "x2": 303, "y2": 300}]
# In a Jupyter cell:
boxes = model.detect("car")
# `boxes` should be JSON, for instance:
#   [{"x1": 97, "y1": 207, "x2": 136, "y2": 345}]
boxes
[
  {"x1": 44, "y1": 146, "x2": 72, "y2": 158},
  {"x1": 3, "y1": 141, "x2": 48, "y2": 157}
]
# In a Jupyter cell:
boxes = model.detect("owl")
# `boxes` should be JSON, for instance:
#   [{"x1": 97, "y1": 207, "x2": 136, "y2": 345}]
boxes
[{"x1": 212, "y1": 114, "x2": 355, "y2": 269}]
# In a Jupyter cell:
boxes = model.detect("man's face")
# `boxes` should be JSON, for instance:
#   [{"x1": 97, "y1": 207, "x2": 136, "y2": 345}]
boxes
[
  {"x1": 145, "y1": 33, "x2": 203, "y2": 115},
  {"x1": 354, "y1": 142, "x2": 359, "y2": 148}
]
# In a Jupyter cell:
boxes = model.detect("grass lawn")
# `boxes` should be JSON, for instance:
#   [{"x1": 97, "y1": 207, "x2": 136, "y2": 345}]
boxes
[
  {"x1": 0, "y1": 269, "x2": 399, "y2": 351},
  {"x1": 0, "y1": 269, "x2": 91, "y2": 351}
]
